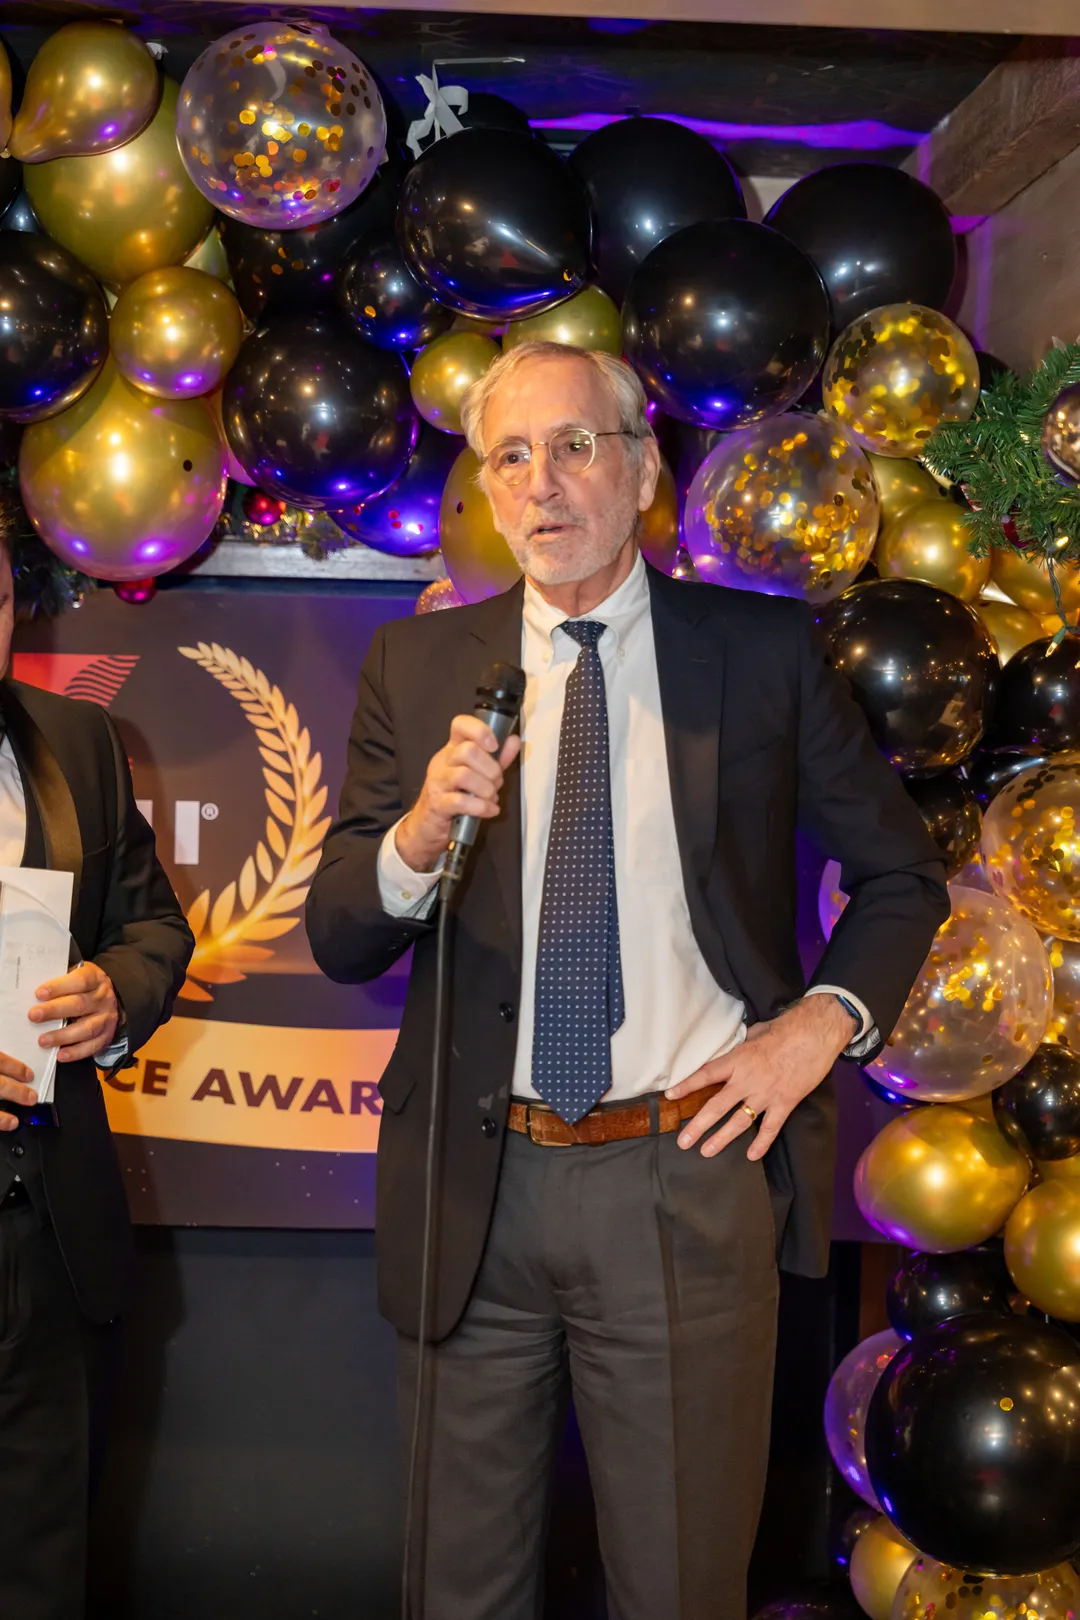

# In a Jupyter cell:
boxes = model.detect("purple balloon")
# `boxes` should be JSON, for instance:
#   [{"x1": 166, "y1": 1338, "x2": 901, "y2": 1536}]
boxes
[
  {"x1": 823, "y1": 1328, "x2": 902, "y2": 1508},
  {"x1": 330, "y1": 424, "x2": 462, "y2": 556}
]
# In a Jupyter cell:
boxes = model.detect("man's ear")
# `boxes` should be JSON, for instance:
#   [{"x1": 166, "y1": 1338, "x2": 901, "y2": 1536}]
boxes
[{"x1": 637, "y1": 435, "x2": 662, "y2": 513}]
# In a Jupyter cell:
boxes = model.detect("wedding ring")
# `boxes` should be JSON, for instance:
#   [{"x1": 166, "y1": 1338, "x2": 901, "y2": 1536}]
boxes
[{"x1": 740, "y1": 1104, "x2": 758, "y2": 1123}]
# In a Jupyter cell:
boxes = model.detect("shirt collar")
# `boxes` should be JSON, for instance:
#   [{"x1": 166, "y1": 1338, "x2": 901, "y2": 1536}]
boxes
[{"x1": 522, "y1": 550, "x2": 649, "y2": 658}]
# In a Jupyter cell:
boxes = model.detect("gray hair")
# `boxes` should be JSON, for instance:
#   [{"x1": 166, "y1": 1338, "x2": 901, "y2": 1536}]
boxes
[{"x1": 459, "y1": 340, "x2": 654, "y2": 474}]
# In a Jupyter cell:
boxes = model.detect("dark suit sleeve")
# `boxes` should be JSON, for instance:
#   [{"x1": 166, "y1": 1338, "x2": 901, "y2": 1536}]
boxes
[
  {"x1": 90, "y1": 712, "x2": 195, "y2": 1055},
  {"x1": 793, "y1": 605, "x2": 950, "y2": 1055},
  {"x1": 305, "y1": 625, "x2": 435, "y2": 984}
]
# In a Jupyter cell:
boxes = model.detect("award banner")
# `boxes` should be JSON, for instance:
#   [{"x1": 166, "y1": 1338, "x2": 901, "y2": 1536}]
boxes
[{"x1": 13, "y1": 581, "x2": 419, "y2": 1227}]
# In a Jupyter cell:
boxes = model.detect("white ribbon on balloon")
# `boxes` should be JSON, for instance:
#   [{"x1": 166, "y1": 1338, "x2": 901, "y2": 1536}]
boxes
[{"x1": 406, "y1": 70, "x2": 468, "y2": 159}]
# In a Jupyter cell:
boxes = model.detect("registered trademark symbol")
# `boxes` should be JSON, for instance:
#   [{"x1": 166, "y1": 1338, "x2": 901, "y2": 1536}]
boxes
[{"x1": 201, "y1": 803, "x2": 219, "y2": 821}]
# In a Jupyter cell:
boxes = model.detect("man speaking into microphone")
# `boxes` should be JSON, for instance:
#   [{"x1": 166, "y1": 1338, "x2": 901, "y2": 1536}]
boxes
[{"x1": 306, "y1": 341, "x2": 948, "y2": 1619}]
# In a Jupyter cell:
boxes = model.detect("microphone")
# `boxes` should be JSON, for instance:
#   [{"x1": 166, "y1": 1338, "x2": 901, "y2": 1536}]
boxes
[{"x1": 441, "y1": 662, "x2": 526, "y2": 890}]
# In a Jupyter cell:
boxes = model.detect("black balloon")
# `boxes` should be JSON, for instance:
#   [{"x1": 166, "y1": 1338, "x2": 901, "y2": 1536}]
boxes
[
  {"x1": 816, "y1": 581, "x2": 999, "y2": 776},
  {"x1": 0, "y1": 190, "x2": 40, "y2": 234},
  {"x1": 993, "y1": 1043, "x2": 1080, "y2": 1161},
  {"x1": 622, "y1": 220, "x2": 830, "y2": 430},
  {"x1": 962, "y1": 748, "x2": 1051, "y2": 808},
  {"x1": 223, "y1": 311, "x2": 417, "y2": 509},
  {"x1": 568, "y1": 115, "x2": 745, "y2": 305},
  {"x1": 457, "y1": 91, "x2": 532, "y2": 137},
  {"x1": 865, "y1": 1314, "x2": 1080, "y2": 1574},
  {"x1": 0, "y1": 156, "x2": 19, "y2": 222},
  {"x1": 885, "y1": 1248, "x2": 1014, "y2": 1341},
  {"x1": 331, "y1": 425, "x2": 462, "y2": 555},
  {"x1": 221, "y1": 143, "x2": 408, "y2": 320},
  {"x1": 0, "y1": 233, "x2": 107, "y2": 424},
  {"x1": 764, "y1": 163, "x2": 955, "y2": 330},
  {"x1": 981, "y1": 636, "x2": 1080, "y2": 753},
  {"x1": 652, "y1": 414, "x2": 729, "y2": 505},
  {"x1": 397, "y1": 128, "x2": 591, "y2": 318},
  {"x1": 977, "y1": 350, "x2": 1013, "y2": 394},
  {"x1": 337, "y1": 236, "x2": 452, "y2": 351},
  {"x1": 904, "y1": 773, "x2": 982, "y2": 876}
]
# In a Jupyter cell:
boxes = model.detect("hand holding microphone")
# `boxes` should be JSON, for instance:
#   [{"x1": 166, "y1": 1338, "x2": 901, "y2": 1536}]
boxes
[{"x1": 394, "y1": 664, "x2": 526, "y2": 882}]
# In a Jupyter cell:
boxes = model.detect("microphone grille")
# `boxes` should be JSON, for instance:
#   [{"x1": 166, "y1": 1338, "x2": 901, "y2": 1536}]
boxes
[{"x1": 478, "y1": 662, "x2": 526, "y2": 708}]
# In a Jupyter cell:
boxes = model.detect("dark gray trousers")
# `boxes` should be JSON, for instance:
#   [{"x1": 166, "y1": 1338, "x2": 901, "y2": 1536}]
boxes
[{"x1": 400, "y1": 1124, "x2": 780, "y2": 1620}]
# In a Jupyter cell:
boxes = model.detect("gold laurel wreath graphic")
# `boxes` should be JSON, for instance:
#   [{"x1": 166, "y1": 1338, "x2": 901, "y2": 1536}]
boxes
[{"x1": 176, "y1": 642, "x2": 331, "y2": 1002}]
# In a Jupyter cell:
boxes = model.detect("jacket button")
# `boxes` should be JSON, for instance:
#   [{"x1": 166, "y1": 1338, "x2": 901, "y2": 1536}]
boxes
[
  {"x1": 499, "y1": 1002, "x2": 515, "y2": 1023},
  {"x1": 10, "y1": 1143, "x2": 24, "y2": 1158},
  {"x1": 480, "y1": 1116, "x2": 496, "y2": 1138}
]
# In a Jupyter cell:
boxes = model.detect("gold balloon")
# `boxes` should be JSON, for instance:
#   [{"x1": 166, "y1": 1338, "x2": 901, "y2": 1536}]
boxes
[
  {"x1": 875, "y1": 498, "x2": 989, "y2": 602},
  {"x1": 10, "y1": 22, "x2": 159, "y2": 164},
  {"x1": 0, "y1": 38, "x2": 12, "y2": 153},
  {"x1": 864, "y1": 886, "x2": 1052, "y2": 1103},
  {"x1": 976, "y1": 597, "x2": 1048, "y2": 664},
  {"x1": 25, "y1": 78, "x2": 214, "y2": 288},
  {"x1": 503, "y1": 285, "x2": 622, "y2": 356},
  {"x1": 685, "y1": 413, "x2": 880, "y2": 603},
  {"x1": 849, "y1": 1516, "x2": 919, "y2": 1620},
  {"x1": 19, "y1": 357, "x2": 227, "y2": 581},
  {"x1": 439, "y1": 447, "x2": 521, "y2": 604},
  {"x1": 867, "y1": 453, "x2": 943, "y2": 525},
  {"x1": 823, "y1": 303, "x2": 979, "y2": 458},
  {"x1": 411, "y1": 332, "x2": 500, "y2": 434},
  {"x1": 1005, "y1": 1180, "x2": 1080, "y2": 1319},
  {"x1": 982, "y1": 756, "x2": 1080, "y2": 941},
  {"x1": 854, "y1": 1104, "x2": 1030, "y2": 1252},
  {"x1": 451, "y1": 313, "x2": 505, "y2": 338},
  {"x1": 1038, "y1": 1151, "x2": 1080, "y2": 1181},
  {"x1": 1046, "y1": 936, "x2": 1080, "y2": 1049},
  {"x1": 415, "y1": 578, "x2": 464, "y2": 615},
  {"x1": 111, "y1": 267, "x2": 244, "y2": 400},
  {"x1": 183, "y1": 223, "x2": 234, "y2": 287},
  {"x1": 991, "y1": 545, "x2": 1080, "y2": 617},
  {"x1": 638, "y1": 458, "x2": 679, "y2": 575},
  {"x1": 206, "y1": 388, "x2": 255, "y2": 486},
  {"x1": 1043, "y1": 384, "x2": 1080, "y2": 483},
  {"x1": 894, "y1": 1556, "x2": 1080, "y2": 1620}
]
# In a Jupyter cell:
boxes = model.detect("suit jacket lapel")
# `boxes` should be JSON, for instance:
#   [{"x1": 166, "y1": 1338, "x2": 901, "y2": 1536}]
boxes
[
  {"x1": 458, "y1": 580, "x2": 526, "y2": 962},
  {"x1": 0, "y1": 683, "x2": 83, "y2": 911},
  {"x1": 647, "y1": 565, "x2": 724, "y2": 895}
]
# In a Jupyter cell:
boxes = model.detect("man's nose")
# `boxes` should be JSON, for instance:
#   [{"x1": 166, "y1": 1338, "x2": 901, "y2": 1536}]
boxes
[{"x1": 526, "y1": 443, "x2": 562, "y2": 502}]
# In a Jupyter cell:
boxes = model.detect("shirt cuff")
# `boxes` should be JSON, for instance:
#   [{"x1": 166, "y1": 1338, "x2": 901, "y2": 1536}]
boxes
[
  {"x1": 97, "y1": 1034, "x2": 130, "y2": 1069},
  {"x1": 377, "y1": 818, "x2": 442, "y2": 919},
  {"x1": 804, "y1": 985, "x2": 880, "y2": 1061}
]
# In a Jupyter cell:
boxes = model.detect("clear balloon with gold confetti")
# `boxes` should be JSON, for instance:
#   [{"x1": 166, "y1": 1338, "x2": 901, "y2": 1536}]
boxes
[
  {"x1": 684, "y1": 412, "x2": 879, "y2": 603},
  {"x1": 177, "y1": 20, "x2": 386, "y2": 229},
  {"x1": 982, "y1": 756, "x2": 1080, "y2": 941},
  {"x1": 1045, "y1": 935, "x2": 1080, "y2": 1048},
  {"x1": 893, "y1": 1555, "x2": 1080, "y2": 1620},
  {"x1": 864, "y1": 884, "x2": 1052, "y2": 1103},
  {"x1": 823, "y1": 303, "x2": 979, "y2": 459}
]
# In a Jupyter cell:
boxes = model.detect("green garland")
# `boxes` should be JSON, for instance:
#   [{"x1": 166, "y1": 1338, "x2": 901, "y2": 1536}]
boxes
[{"x1": 922, "y1": 342, "x2": 1080, "y2": 567}]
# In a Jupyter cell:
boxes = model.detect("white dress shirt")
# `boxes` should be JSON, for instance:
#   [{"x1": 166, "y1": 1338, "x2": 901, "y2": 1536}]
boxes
[{"x1": 378, "y1": 554, "x2": 874, "y2": 1101}]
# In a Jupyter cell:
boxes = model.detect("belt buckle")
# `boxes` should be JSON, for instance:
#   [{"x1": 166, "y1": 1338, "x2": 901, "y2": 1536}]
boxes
[{"x1": 524, "y1": 1103, "x2": 569, "y2": 1147}]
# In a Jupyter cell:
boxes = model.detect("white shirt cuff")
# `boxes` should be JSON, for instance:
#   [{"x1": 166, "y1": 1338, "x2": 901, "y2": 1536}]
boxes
[
  {"x1": 98, "y1": 1034, "x2": 130, "y2": 1069},
  {"x1": 377, "y1": 818, "x2": 442, "y2": 919},
  {"x1": 804, "y1": 985, "x2": 879, "y2": 1060}
]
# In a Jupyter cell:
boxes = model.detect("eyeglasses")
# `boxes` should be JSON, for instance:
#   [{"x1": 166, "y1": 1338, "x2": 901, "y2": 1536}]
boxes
[{"x1": 483, "y1": 427, "x2": 634, "y2": 488}]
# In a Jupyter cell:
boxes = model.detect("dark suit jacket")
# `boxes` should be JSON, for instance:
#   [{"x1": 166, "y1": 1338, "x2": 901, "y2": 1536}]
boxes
[
  {"x1": 306, "y1": 565, "x2": 949, "y2": 1341},
  {"x1": 0, "y1": 679, "x2": 194, "y2": 1324}
]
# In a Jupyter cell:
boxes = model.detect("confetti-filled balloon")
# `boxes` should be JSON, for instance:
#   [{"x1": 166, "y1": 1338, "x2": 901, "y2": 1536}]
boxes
[
  {"x1": 975, "y1": 597, "x2": 1047, "y2": 665},
  {"x1": 0, "y1": 233, "x2": 107, "y2": 423},
  {"x1": 177, "y1": 22, "x2": 386, "y2": 229},
  {"x1": 410, "y1": 331, "x2": 500, "y2": 435},
  {"x1": 823, "y1": 304, "x2": 979, "y2": 458},
  {"x1": 866, "y1": 452, "x2": 943, "y2": 525},
  {"x1": 1043, "y1": 383, "x2": 1080, "y2": 484},
  {"x1": 893, "y1": 1558, "x2": 1080, "y2": 1620},
  {"x1": 848, "y1": 1514, "x2": 919, "y2": 1620},
  {"x1": 415, "y1": 577, "x2": 463, "y2": 614},
  {"x1": 991, "y1": 545, "x2": 1080, "y2": 617},
  {"x1": 24, "y1": 79, "x2": 213, "y2": 287},
  {"x1": 875, "y1": 498, "x2": 989, "y2": 602},
  {"x1": 823, "y1": 1328, "x2": 902, "y2": 1508},
  {"x1": 110, "y1": 267, "x2": 244, "y2": 399},
  {"x1": 9, "y1": 22, "x2": 159, "y2": 163},
  {"x1": 19, "y1": 358, "x2": 227, "y2": 580},
  {"x1": 982, "y1": 756, "x2": 1080, "y2": 941},
  {"x1": 864, "y1": 885, "x2": 1051, "y2": 1103},
  {"x1": 684, "y1": 413, "x2": 879, "y2": 603},
  {"x1": 964, "y1": 748, "x2": 1052, "y2": 809},
  {"x1": 854, "y1": 1103, "x2": 1030, "y2": 1251},
  {"x1": 503, "y1": 284, "x2": 622, "y2": 355}
]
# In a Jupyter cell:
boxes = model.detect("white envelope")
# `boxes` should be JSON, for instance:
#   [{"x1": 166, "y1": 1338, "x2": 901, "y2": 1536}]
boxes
[{"x1": 0, "y1": 867, "x2": 75, "y2": 1104}]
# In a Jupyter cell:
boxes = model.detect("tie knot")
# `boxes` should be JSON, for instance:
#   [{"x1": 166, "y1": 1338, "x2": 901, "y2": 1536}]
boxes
[{"x1": 560, "y1": 619, "x2": 606, "y2": 651}]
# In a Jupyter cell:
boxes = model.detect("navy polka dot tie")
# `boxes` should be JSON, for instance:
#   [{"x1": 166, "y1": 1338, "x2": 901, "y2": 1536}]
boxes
[{"x1": 532, "y1": 620, "x2": 625, "y2": 1124}]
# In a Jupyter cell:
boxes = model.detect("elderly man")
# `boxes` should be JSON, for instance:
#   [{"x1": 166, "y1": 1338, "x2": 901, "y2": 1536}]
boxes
[{"x1": 307, "y1": 340, "x2": 947, "y2": 1619}]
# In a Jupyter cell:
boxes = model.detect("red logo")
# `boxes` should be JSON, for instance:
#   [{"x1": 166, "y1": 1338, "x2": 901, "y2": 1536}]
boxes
[{"x1": 12, "y1": 654, "x2": 140, "y2": 707}]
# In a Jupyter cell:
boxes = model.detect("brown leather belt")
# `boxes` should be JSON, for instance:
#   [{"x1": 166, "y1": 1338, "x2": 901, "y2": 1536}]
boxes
[{"x1": 507, "y1": 1082, "x2": 725, "y2": 1147}]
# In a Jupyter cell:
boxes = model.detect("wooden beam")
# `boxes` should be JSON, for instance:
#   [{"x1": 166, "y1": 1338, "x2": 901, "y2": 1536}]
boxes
[
  {"x1": 904, "y1": 39, "x2": 1080, "y2": 214},
  {"x1": 185, "y1": 0, "x2": 1079, "y2": 34}
]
